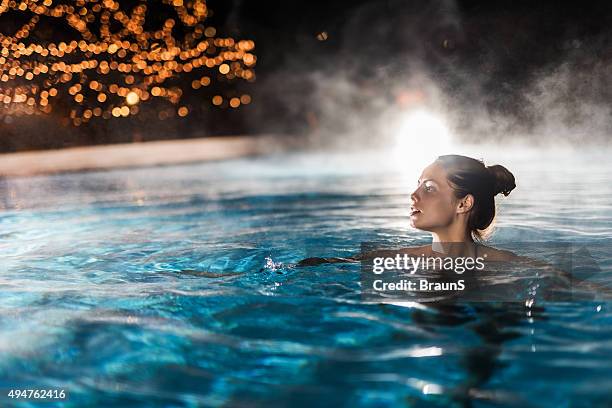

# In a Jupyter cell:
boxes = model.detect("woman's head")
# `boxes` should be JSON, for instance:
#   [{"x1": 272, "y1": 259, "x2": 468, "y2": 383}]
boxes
[{"x1": 409, "y1": 155, "x2": 516, "y2": 241}]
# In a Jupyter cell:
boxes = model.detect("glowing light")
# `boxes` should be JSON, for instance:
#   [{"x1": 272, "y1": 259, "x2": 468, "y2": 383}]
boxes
[
  {"x1": 125, "y1": 92, "x2": 140, "y2": 105},
  {"x1": 392, "y1": 109, "x2": 454, "y2": 180},
  {"x1": 0, "y1": 0, "x2": 256, "y2": 125},
  {"x1": 422, "y1": 384, "x2": 443, "y2": 395},
  {"x1": 410, "y1": 346, "x2": 443, "y2": 358},
  {"x1": 394, "y1": 109, "x2": 452, "y2": 160},
  {"x1": 229, "y1": 97, "x2": 240, "y2": 108}
]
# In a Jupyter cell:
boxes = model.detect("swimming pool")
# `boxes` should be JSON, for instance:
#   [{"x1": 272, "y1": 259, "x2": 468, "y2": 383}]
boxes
[{"x1": 1, "y1": 146, "x2": 611, "y2": 407}]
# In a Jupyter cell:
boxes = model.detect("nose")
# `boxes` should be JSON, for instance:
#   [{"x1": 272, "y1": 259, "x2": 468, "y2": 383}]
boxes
[{"x1": 410, "y1": 186, "x2": 420, "y2": 205}]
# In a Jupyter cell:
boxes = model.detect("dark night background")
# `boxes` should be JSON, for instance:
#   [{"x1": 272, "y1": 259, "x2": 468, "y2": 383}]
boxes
[{"x1": 1, "y1": 0, "x2": 611, "y2": 152}]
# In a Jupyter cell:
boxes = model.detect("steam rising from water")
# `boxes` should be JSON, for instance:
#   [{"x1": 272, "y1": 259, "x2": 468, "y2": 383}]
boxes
[{"x1": 250, "y1": 0, "x2": 611, "y2": 150}]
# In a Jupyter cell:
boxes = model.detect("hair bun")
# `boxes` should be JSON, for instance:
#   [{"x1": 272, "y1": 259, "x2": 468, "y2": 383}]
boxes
[{"x1": 486, "y1": 164, "x2": 516, "y2": 196}]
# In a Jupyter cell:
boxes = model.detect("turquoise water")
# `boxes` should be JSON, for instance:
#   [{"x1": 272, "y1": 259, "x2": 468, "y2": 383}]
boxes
[{"x1": 0, "y1": 147, "x2": 611, "y2": 407}]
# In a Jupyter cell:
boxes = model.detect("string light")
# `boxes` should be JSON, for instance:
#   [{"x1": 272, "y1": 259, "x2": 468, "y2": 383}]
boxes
[{"x1": 0, "y1": 0, "x2": 256, "y2": 125}]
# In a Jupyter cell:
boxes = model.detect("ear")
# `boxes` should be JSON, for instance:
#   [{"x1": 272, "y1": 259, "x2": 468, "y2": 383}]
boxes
[{"x1": 456, "y1": 194, "x2": 474, "y2": 214}]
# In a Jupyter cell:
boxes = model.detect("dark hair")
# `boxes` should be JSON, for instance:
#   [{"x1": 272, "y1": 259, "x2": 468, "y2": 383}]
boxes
[{"x1": 435, "y1": 154, "x2": 516, "y2": 241}]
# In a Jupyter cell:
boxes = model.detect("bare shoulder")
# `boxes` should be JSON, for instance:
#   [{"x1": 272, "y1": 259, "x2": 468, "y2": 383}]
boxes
[{"x1": 477, "y1": 245, "x2": 519, "y2": 261}]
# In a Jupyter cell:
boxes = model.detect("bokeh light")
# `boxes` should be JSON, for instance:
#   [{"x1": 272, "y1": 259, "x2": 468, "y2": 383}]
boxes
[{"x1": 0, "y1": 0, "x2": 256, "y2": 125}]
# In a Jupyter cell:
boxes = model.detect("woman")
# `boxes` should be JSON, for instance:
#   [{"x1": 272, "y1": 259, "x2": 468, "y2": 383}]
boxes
[
  {"x1": 298, "y1": 154, "x2": 518, "y2": 266},
  {"x1": 291, "y1": 154, "x2": 609, "y2": 302},
  {"x1": 405, "y1": 154, "x2": 517, "y2": 260}
]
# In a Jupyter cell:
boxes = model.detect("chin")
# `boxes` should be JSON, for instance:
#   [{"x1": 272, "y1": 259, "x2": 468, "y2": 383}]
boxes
[
  {"x1": 410, "y1": 217, "x2": 436, "y2": 232},
  {"x1": 409, "y1": 219, "x2": 427, "y2": 231}
]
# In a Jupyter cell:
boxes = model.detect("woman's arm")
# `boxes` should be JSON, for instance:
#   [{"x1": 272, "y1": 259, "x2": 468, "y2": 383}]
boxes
[
  {"x1": 295, "y1": 246, "x2": 429, "y2": 267},
  {"x1": 296, "y1": 256, "x2": 359, "y2": 267},
  {"x1": 513, "y1": 254, "x2": 612, "y2": 300}
]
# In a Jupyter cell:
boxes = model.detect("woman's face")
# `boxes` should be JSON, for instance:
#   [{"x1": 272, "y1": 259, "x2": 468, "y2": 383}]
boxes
[{"x1": 409, "y1": 162, "x2": 459, "y2": 231}]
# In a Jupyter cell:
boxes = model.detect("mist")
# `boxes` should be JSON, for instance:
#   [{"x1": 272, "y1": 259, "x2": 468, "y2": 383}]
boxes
[
  {"x1": 238, "y1": 0, "x2": 612, "y2": 150},
  {"x1": 0, "y1": 0, "x2": 610, "y2": 153}
]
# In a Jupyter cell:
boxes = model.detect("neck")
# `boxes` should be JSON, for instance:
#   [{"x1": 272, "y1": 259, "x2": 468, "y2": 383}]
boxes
[
  {"x1": 431, "y1": 227, "x2": 475, "y2": 256},
  {"x1": 431, "y1": 229, "x2": 473, "y2": 244}
]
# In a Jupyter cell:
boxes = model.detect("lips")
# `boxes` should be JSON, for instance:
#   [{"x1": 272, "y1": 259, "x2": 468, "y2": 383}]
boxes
[{"x1": 410, "y1": 207, "x2": 422, "y2": 216}]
